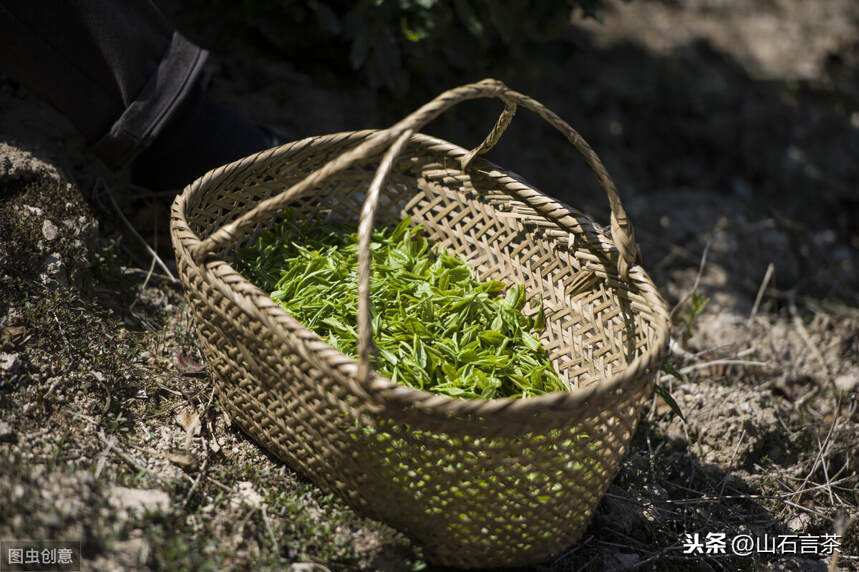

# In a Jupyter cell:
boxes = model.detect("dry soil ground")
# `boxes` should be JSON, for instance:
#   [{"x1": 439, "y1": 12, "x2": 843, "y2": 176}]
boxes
[{"x1": 1, "y1": 0, "x2": 858, "y2": 570}]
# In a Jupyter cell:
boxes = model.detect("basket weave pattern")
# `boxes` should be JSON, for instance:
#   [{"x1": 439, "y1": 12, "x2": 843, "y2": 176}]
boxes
[{"x1": 171, "y1": 80, "x2": 669, "y2": 568}]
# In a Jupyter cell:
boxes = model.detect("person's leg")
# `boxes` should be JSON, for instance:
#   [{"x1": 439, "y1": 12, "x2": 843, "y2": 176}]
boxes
[
  {"x1": 0, "y1": 0, "x2": 277, "y2": 189},
  {"x1": 129, "y1": 83, "x2": 281, "y2": 190}
]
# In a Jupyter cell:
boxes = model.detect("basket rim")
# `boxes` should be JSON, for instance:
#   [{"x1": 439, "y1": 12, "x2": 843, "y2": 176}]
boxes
[{"x1": 171, "y1": 129, "x2": 671, "y2": 424}]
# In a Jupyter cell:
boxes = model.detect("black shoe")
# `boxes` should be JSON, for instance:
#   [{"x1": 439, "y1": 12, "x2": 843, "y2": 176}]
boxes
[{"x1": 130, "y1": 86, "x2": 286, "y2": 191}]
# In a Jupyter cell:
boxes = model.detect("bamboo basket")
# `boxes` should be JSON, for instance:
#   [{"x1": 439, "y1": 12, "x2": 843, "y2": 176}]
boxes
[{"x1": 170, "y1": 79, "x2": 669, "y2": 568}]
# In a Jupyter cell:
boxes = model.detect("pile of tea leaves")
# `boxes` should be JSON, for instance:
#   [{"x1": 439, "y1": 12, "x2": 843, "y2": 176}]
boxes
[{"x1": 234, "y1": 214, "x2": 566, "y2": 399}]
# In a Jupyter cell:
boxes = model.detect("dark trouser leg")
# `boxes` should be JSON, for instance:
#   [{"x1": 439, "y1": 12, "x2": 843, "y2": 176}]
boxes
[{"x1": 0, "y1": 0, "x2": 277, "y2": 189}]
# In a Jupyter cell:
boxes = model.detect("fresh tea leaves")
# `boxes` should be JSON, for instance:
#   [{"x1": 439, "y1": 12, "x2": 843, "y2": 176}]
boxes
[{"x1": 235, "y1": 215, "x2": 566, "y2": 399}]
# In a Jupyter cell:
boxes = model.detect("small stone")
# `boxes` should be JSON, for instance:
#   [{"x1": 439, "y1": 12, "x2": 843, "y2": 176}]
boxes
[
  {"x1": 109, "y1": 486, "x2": 170, "y2": 514},
  {"x1": 42, "y1": 219, "x2": 58, "y2": 241},
  {"x1": 231, "y1": 481, "x2": 264, "y2": 509},
  {"x1": 0, "y1": 352, "x2": 21, "y2": 373},
  {"x1": 0, "y1": 420, "x2": 15, "y2": 443},
  {"x1": 834, "y1": 371, "x2": 858, "y2": 393},
  {"x1": 288, "y1": 564, "x2": 332, "y2": 572},
  {"x1": 165, "y1": 450, "x2": 197, "y2": 471},
  {"x1": 788, "y1": 512, "x2": 811, "y2": 532},
  {"x1": 114, "y1": 537, "x2": 151, "y2": 568},
  {"x1": 44, "y1": 252, "x2": 65, "y2": 277},
  {"x1": 45, "y1": 376, "x2": 63, "y2": 395},
  {"x1": 22, "y1": 204, "x2": 44, "y2": 216}
]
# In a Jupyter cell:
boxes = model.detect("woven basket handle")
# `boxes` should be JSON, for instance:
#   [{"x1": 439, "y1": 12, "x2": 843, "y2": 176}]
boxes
[
  {"x1": 191, "y1": 78, "x2": 639, "y2": 385},
  {"x1": 191, "y1": 79, "x2": 638, "y2": 270}
]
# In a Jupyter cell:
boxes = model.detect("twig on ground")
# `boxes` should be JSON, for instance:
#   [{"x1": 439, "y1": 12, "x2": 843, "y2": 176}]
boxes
[
  {"x1": 121, "y1": 267, "x2": 177, "y2": 283},
  {"x1": 691, "y1": 342, "x2": 753, "y2": 360},
  {"x1": 236, "y1": 505, "x2": 258, "y2": 534},
  {"x1": 668, "y1": 337, "x2": 695, "y2": 361},
  {"x1": 548, "y1": 535, "x2": 593, "y2": 566},
  {"x1": 206, "y1": 476, "x2": 233, "y2": 494},
  {"x1": 790, "y1": 398, "x2": 855, "y2": 510},
  {"x1": 670, "y1": 239, "x2": 711, "y2": 320},
  {"x1": 787, "y1": 291, "x2": 840, "y2": 413},
  {"x1": 719, "y1": 429, "x2": 746, "y2": 498},
  {"x1": 70, "y1": 409, "x2": 100, "y2": 427},
  {"x1": 679, "y1": 359, "x2": 771, "y2": 373},
  {"x1": 154, "y1": 380, "x2": 184, "y2": 397},
  {"x1": 182, "y1": 456, "x2": 210, "y2": 509},
  {"x1": 604, "y1": 527, "x2": 649, "y2": 549},
  {"x1": 829, "y1": 513, "x2": 858, "y2": 572},
  {"x1": 202, "y1": 384, "x2": 217, "y2": 416},
  {"x1": 658, "y1": 359, "x2": 771, "y2": 385},
  {"x1": 660, "y1": 475, "x2": 853, "y2": 504},
  {"x1": 815, "y1": 429, "x2": 837, "y2": 507},
  {"x1": 773, "y1": 465, "x2": 851, "y2": 498},
  {"x1": 782, "y1": 477, "x2": 853, "y2": 499},
  {"x1": 98, "y1": 180, "x2": 177, "y2": 282},
  {"x1": 632, "y1": 539, "x2": 714, "y2": 571},
  {"x1": 97, "y1": 430, "x2": 162, "y2": 484},
  {"x1": 93, "y1": 436, "x2": 115, "y2": 479},
  {"x1": 130, "y1": 209, "x2": 159, "y2": 311},
  {"x1": 261, "y1": 506, "x2": 279, "y2": 548},
  {"x1": 124, "y1": 441, "x2": 160, "y2": 456},
  {"x1": 660, "y1": 491, "x2": 828, "y2": 517},
  {"x1": 130, "y1": 256, "x2": 157, "y2": 311},
  {"x1": 795, "y1": 386, "x2": 820, "y2": 410},
  {"x1": 52, "y1": 311, "x2": 71, "y2": 351},
  {"x1": 180, "y1": 385, "x2": 216, "y2": 509},
  {"x1": 788, "y1": 299, "x2": 828, "y2": 372},
  {"x1": 749, "y1": 262, "x2": 774, "y2": 320},
  {"x1": 698, "y1": 427, "x2": 745, "y2": 533}
]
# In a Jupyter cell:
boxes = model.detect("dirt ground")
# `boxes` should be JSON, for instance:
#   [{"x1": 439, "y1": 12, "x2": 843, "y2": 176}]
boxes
[{"x1": 1, "y1": 0, "x2": 858, "y2": 570}]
